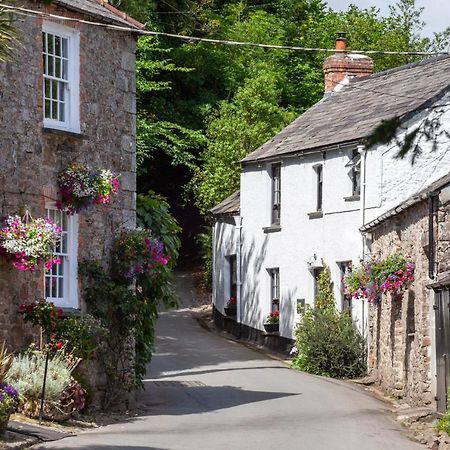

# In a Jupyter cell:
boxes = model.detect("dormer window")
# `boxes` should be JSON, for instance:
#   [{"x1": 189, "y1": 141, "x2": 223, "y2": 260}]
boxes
[{"x1": 42, "y1": 22, "x2": 80, "y2": 133}]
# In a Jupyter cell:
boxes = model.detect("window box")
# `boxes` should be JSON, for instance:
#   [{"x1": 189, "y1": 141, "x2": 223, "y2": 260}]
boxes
[
  {"x1": 224, "y1": 307, "x2": 237, "y2": 317},
  {"x1": 344, "y1": 195, "x2": 360, "y2": 202},
  {"x1": 263, "y1": 225, "x2": 281, "y2": 233},
  {"x1": 263, "y1": 322, "x2": 279, "y2": 333}
]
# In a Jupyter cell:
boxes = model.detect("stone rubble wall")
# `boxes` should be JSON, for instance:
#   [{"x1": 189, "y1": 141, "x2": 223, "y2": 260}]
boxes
[
  {"x1": 368, "y1": 201, "x2": 433, "y2": 406},
  {"x1": 0, "y1": 3, "x2": 136, "y2": 349}
]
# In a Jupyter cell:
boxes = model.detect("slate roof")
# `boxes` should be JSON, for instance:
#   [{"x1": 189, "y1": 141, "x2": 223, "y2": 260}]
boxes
[
  {"x1": 361, "y1": 172, "x2": 450, "y2": 232},
  {"x1": 210, "y1": 191, "x2": 240, "y2": 216},
  {"x1": 242, "y1": 55, "x2": 450, "y2": 164},
  {"x1": 54, "y1": 0, "x2": 144, "y2": 29}
]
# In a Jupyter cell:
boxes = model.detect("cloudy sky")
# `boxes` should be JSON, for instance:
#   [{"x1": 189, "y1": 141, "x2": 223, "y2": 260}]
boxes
[{"x1": 325, "y1": 0, "x2": 450, "y2": 37}]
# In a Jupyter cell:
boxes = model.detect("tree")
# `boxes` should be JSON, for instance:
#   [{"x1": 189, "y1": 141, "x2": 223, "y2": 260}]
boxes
[{"x1": 0, "y1": 6, "x2": 17, "y2": 62}]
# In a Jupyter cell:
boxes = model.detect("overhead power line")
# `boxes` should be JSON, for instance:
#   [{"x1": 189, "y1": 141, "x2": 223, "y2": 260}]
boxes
[{"x1": 1, "y1": 3, "x2": 449, "y2": 56}]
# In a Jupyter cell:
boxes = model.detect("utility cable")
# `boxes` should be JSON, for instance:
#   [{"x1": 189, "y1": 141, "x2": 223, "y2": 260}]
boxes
[{"x1": 1, "y1": 3, "x2": 449, "y2": 56}]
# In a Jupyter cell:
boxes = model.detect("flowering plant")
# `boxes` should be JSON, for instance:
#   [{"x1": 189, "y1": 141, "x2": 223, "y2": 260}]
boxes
[
  {"x1": 114, "y1": 229, "x2": 169, "y2": 280},
  {"x1": 0, "y1": 383, "x2": 19, "y2": 422},
  {"x1": 265, "y1": 310, "x2": 280, "y2": 324},
  {"x1": 19, "y1": 300, "x2": 63, "y2": 337},
  {"x1": 0, "y1": 215, "x2": 61, "y2": 272},
  {"x1": 344, "y1": 253, "x2": 415, "y2": 302},
  {"x1": 57, "y1": 165, "x2": 120, "y2": 214},
  {"x1": 226, "y1": 296, "x2": 237, "y2": 308}
]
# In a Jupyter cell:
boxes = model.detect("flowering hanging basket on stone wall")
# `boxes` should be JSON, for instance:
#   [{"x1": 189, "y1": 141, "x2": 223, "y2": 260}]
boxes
[
  {"x1": 0, "y1": 215, "x2": 61, "y2": 272},
  {"x1": 344, "y1": 253, "x2": 415, "y2": 302},
  {"x1": 57, "y1": 165, "x2": 120, "y2": 214}
]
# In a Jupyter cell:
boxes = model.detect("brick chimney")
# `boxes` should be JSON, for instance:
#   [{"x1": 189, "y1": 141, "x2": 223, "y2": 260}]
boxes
[{"x1": 323, "y1": 32, "x2": 374, "y2": 93}]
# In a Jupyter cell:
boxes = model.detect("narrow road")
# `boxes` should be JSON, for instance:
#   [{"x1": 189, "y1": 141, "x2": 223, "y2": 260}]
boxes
[{"x1": 33, "y1": 272, "x2": 424, "y2": 450}]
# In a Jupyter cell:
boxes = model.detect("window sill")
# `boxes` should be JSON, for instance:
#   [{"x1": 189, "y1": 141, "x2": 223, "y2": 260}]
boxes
[
  {"x1": 43, "y1": 127, "x2": 87, "y2": 140},
  {"x1": 344, "y1": 195, "x2": 361, "y2": 202},
  {"x1": 263, "y1": 225, "x2": 281, "y2": 233},
  {"x1": 307, "y1": 211, "x2": 323, "y2": 219}
]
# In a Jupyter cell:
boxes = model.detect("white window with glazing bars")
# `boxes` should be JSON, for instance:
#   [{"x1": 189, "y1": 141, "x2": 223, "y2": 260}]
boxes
[
  {"x1": 42, "y1": 22, "x2": 80, "y2": 132},
  {"x1": 45, "y1": 207, "x2": 79, "y2": 308}
]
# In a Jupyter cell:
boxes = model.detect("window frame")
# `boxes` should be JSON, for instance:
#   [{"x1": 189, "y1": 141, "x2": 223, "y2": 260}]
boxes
[
  {"x1": 42, "y1": 21, "x2": 80, "y2": 133},
  {"x1": 229, "y1": 254, "x2": 237, "y2": 299},
  {"x1": 269, "y1": 268, "x2": 280, "y2": 312},
  {"x1": 315, "y1": 164, "x2": 323, "y2": 212},
  {"x1": 271, "y1": 163, "x2": 281, "y2": 225},
  {"x1": 45, "y1": 205, "x2": 79, "y2": 309},
  {"x1": 345, "y1": 149, "x2": 361, "y2": 197}
]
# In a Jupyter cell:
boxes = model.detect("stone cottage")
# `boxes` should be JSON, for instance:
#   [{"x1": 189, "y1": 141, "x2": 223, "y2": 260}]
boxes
[
  {"x1": 362, "y1": 173, "x2": 450, "y2": 412},
  {"x1": 211, "y1": 34, "x2": 450, "y2": 367},
  {"x1": 0, "y1": 0, "x2": 141, "y2": 347}
]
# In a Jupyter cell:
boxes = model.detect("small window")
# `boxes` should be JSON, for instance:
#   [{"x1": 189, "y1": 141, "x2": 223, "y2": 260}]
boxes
[
  {"x1": 42, "y1": 22, "x2": 80, "y2": 132},
  {"x1": 269, "y1": 268, "x2": 280, "y2": 312},
  {"x1": 315, "y1": 165, "x2": 323, "y2": 211},
  {"x1": 339, "y1": 261, "x2": 353, "y2": 311},
  {"x1": 271, "y1": 163, "x2": 281, "y2": 225},
  {"x1": 45, "y1": 207, "x2": 78, "y2": 308},
  {"x1": 346, "y1": 150, "x2": 361, "y2": 197}
]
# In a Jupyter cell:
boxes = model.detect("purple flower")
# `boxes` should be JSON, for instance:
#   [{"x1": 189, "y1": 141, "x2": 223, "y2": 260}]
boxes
[{"x1": 1, "y1": 384, "x2": 18, "y2": 399}]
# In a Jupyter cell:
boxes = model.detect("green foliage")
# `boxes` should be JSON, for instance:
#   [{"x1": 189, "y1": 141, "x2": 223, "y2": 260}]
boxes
[
  {"x1": 196, "y1": 228, "x2": 213, "y2": 286},
  {"x1": 292, "y1": 307, "x2": 367, "y2": 378},
  {"x1": 19, "y1": 301, "x2": 99, "y2": 361},
  {"x1": 315, "y1": 263, "x2": 335, "y2": 312},
  {"x1": 0, "y1": 6, "x2": 18, "y2": 62},
  {"x1": 293, "y1": 261, "x2": 366, "y2": 378},
  {"x1": 437, "y1": 389, "x2": 450, "y2": 434},
  {"x1": 80, "y1": 207, "x2": 180, "y2": 405},
  {"x1": 136, "y1": 191, "x2": 181, "y2": 264}
]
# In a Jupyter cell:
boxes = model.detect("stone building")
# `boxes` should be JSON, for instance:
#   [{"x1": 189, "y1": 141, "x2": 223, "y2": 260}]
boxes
[
  {"x1": 363, "y1": 173, "x2": 450, "y2": 412},
  {"x1": 0, "y1": 1, "x2": 141, "y2": 347},
  {"x1": 212, "y1": 34, "x2": 450, "y2": 361}
]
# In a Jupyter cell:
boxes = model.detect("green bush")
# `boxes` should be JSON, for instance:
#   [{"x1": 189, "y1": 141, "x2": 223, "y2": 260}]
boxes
[
  {"x1": 437, "y1": 389, "x2": 450, "y2": 434},
  {"x1": 292, "y1": 307, "x2": 367, "y2": 378},
  {"x1": 292, "y1": 265, "x2": 366, "y2": 379}
]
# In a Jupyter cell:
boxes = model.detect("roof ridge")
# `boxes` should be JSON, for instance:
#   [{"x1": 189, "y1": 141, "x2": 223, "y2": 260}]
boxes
[
  {"x1": 95, "y1": 0, "x2": 144, "y2": 29},
  {"x1": 350, "y1": 54, "x2": 450, "y2": 85}
]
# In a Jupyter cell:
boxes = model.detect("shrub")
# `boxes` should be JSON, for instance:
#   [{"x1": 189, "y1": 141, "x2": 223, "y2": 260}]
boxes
[
  {"x1": 292, "y1": 265, "x2": 366, "y2": 379},
  {"x1": 292, "y1": 307, "x2": 367, "y2": 378},
  {"x1": 5, "y1": 351, "x2": 85, "y2": 420}
]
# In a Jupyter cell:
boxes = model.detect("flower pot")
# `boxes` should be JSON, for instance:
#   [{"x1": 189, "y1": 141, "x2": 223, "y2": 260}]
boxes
[
  {"x1": 0, "y1": 414, "x2": 10, "y2": 435},
  {"x1": 263, "y1": 322, "x2": 279, "y2": 333},
  {"x1": 224, "y1": 307, "x2": 237, "y2": 316}
]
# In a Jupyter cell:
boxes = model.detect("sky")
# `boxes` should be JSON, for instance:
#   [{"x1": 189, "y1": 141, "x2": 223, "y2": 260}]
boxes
[{"x1": 325, "y1": 0, "x2": 450, "y2": 38}]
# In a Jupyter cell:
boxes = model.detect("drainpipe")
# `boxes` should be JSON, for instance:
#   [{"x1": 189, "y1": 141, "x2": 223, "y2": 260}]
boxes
[
  {"x1": 358, "y1": 144, "x2": 367, "y2": 337},
  {"x1": 234, "y1": 215, "x2": 243, "y2": 338},
  {"x1": 428, "y1": 193, "x2": 437, "y2": 279}
]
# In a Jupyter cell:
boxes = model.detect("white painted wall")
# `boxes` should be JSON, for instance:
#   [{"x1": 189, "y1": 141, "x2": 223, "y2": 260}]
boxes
[
  {"x1": 213, "y1": 218, "x2": 237, "y2": 315},
  {"x1": 213, "y1": 94, "x2": 450, "y2": 340}
]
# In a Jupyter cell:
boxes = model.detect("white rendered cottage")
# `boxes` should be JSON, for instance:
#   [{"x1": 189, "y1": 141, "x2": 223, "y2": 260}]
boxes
[{"x1": 212, "y1": 37, "x2": 450, "y2": 353}]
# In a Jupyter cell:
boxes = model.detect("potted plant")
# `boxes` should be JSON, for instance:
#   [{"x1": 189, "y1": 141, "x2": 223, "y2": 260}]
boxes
[
  {"x1": 224, "y1": 296, "x2": 237, "y2": 316},
  {"x1": 264, "y1": 310, "x2": 280, "y2": 333},
  {"x1": 0, "y1": 215, "x2": 61, "y2": 272},
  {"x1": 57, "y1": 165, "x2": 120, "y2": 214}
]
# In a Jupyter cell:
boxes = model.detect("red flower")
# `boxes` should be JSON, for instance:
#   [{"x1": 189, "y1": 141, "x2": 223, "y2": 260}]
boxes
[
  {"x1": 56, "y1": 341, "x2": 64, "y2": 350},
  {"x1": 57, "y1": 308, "x2": 63, "y2": 317}
]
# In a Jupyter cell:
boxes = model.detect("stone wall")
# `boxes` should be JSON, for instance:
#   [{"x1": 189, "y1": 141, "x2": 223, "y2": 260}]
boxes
[
  {"x1": 0, "y1": 3, "x2": 136, "y2": 348},
  {"x1": 368, "y1": 202, "x2": 433, "y2": 406}
]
